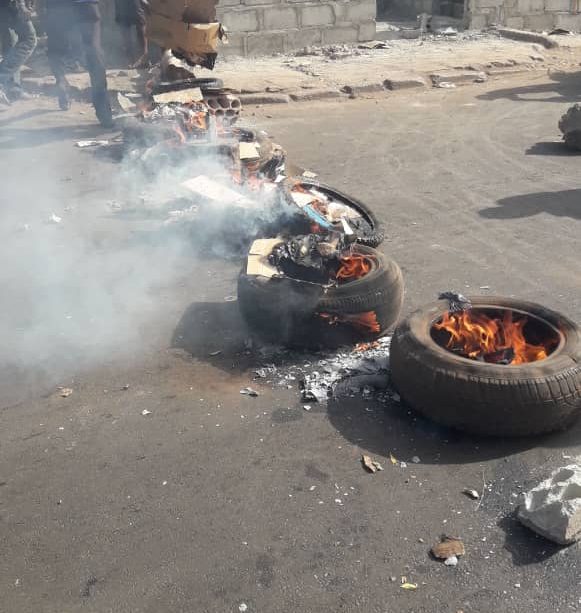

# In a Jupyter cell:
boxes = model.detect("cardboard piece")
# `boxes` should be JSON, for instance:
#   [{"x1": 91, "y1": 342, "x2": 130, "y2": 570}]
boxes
[
  {"x1": 148, "y1": 0, "x2": 217, "y2": 23},
  {"x1": 147, "y1": 16, "x2": 222, "y2": 55},
  {"x1": 153, "y1": 87, "x2": 203, "y2": 104},
  {"x1": 180, "y1": 175, "x2": 257, "y2": 209},
  {"x1": 246, "y1": 238, "x2": 283, "y2": 278},
  {"x1": 239, "y1": 142, "x2": 261, "y2": 160}
]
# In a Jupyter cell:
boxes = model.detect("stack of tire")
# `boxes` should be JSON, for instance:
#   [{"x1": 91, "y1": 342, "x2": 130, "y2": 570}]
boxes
[{"x1": 237, "y1": 180, "x2": 404, "y2": 348}]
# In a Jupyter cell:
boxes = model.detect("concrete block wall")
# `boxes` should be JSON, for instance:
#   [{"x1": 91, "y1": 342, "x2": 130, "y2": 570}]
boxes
[
  {"x1": 217, "y1": 0, "x2": 377, "y2": 55},
  {"x1": 468, "y1": 0, "x2": 581, "y2": 31}
]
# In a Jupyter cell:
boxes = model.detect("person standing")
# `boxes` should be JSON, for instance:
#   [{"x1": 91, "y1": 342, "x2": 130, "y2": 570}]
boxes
[
  {"x1": 0, "y1": 0, "x2": 37, "y2": 104},
  {"x1": 39, "y1": 0, "x2": 113, "y2": 127},
  {"x1": 115, "y1": 0, "x2": 148, "y2": 68}
]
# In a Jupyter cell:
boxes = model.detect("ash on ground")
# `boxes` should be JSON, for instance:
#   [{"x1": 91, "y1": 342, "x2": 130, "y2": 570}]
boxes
[{"x1": 253, "y1": 336, "x2": 395, "y2": 403}]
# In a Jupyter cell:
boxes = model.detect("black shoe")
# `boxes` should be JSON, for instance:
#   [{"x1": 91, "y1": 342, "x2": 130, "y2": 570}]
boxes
[{"x1": 57, "y1": 85, "x2": 70, "y2": 111}]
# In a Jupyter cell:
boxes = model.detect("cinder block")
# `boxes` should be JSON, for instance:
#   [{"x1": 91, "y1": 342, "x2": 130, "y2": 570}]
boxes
[
  {"x1": 322, "y1": 25, "x2": 359, "y2": 43},
  {"x1": 300, "y1": 3, "x2": 336, "y2": 27},
  {"x1": 246, "y1": 31, "x2": 286, "y2": 54},
  {"x1": 218, "y1": 8, "x2": 259, "y2": 31},
  {"x1": 523, "y1": 12, "x2": 556, "y2": 29},
  {"x1": 344, "y1": 0, "x2": 376, "y2": 21},
  {"x1": 517, "y1": 0, "x2": 544, "y2": 13},
  {"x1": 284, "y1": 27, "x2": 323, "y2": 50},
  {"x1": 555, "y1": 12, "x2": 581, "y2": 30},
  {"x1": 358, "y1": 19, "x2": 376, "y2": 40},
  {"x1": 544, "y1": 0, "x2": 570, "y2": 10},
  {"x1": 220, "y1": 32, "x2": 247, "y2": 55},
  {"x1": 468, "y1": 13, "x2": 489, "y2": 29},
  {"x1": 505, "y1": 16, "x2": 525, "y2": 28},
  {"x1": 263, "y1": 5, "x2": 298, "y2": 29}
]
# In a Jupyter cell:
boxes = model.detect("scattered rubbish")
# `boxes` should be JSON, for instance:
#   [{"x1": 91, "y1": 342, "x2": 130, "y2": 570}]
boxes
[
  {"x1": 209, "y1": 350, "x2": 222, "y2": 356},
  {"x1": 224, "y1": 296, "x2": 237, "y2": 302},
  {"x1": 517, "y1": 463, "x2": 581, "y2": 544},
  {"x1": 121, "y1": 384, "x2": 130, "y2": 391},
  {"x1": 400, "y1": 461, "x2": 408, "y2": 468},
  {"x1": 302, "y1": 170, "x2": 318, "y2": 179},
  {"x1": 239, "y1": 604, "x2": 248, "y2": 612},
  {"x1": 400, "y1": 583, "x2": 418, "y2": 590},
  {"x1": 361, "y1": 454, "x2": 384, "y2": 473},
  {"x1": 411, "y1": 456, "x2": 421, "y2": 464},
  {"x1": 389, "y1": 453, "x2": 398, "y2": 465},
  {"x1": 48, "y1": 213, "x2": 62, "y2": 224},
  {"x1": 59, "y1": 387, "x2": 73, "y2": 398},
  {"x1": 303, "y1": 405, "x2": 311, "y2": 411},
  {"x1": 358, "y1": 40, "x2": 389, "y2": 49},
  {"x1": 438, "y1": 291, "x2": 471, "y2": 312},
  {"x1": 437, "y1": 27, "x2": 458, "y2": 36},
  {"x1": 549, "y1": 27, "x2": 571, "y2": 35},
  {"x1": 437, "y1": 82, "x2": 456, "y2": 89},
  {"x1": 463, "y1": 488, "x2": 480, "y2": 500},
  {"x1": 444, "y1": 555, "x2": 458, "y2": 567},
  {"x1": 240, "y1": 387, "x2": 259, "y2": 397},
  {"x1": 431, "y1": 536, "x2": 465, "y2": 559},
  {"x1": 141, "y1": 409, "x2": 152, "y2": 416},
  {"x1": 75, "y1": 139, "x2": 110, "y2": 148},
  {"x1": 300, "y1": 336, "x2": 391, "y2": 403},
  {"x1": 479, "y1": 285, "x2": 490, "y2": 290},
  {"x1": 117, "y1": 92, "x2": 137, "y2": 112}
]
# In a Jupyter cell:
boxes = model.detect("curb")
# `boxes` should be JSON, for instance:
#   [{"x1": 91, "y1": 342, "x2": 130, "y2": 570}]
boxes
[{"x1": 496, "y1": 27, "x2": 559, "y2": 49}]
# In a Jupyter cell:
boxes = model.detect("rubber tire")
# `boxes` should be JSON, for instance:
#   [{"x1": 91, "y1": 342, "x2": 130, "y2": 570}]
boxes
[
  {"x1": 151, "y1": 78, "x2": 224, "y2": 95},
  {"x1": 390, "y1": 296, "x2": 581, "y2": 437},
  {"x1": 319, "y1": 246, "x2": 403, "y2": 329},
  {"x1": 238, "y1": 246, "x2": 404, "y2": 346},
  {"x1": 237, "y1": 273, "x2": 323, "y2": 345},
  {"x1": 283, "y1": 179, "x2": 385, "y2": 248}
]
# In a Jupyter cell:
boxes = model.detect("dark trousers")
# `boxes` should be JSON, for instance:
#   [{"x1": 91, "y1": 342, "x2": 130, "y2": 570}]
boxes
[
  {"x1": 0, "y1": 2, "x2": 36, "y2": 85},
  {"x1": 45, "y1": 3, "x2": 108, "y2": 109}
]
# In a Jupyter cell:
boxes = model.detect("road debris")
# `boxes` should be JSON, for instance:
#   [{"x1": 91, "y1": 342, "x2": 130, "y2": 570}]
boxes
[
  {"x1": 444, "y1": 555, "x2": 459, "y2": 567},
  {"x1": 411, "y1": 456, "x2": 421, "y2": 464},
  {"x1": 141, "y1": 409, "x2": 152, "y2": 416},
  {"x1": 361, "y1": 454, "x2": 384, "y2": 473},
  {"x1": 431, "y1": 536, "x2": 465, "y2": 559},
  {"x1": 389, "y1": 453, "x2": 398, "y2": 465},
  {"x1": 400, "y1": 582, "x2": 418, "y2": 590},
  {"x1": 240, "y1": 387, "x2": 259, "y2": 397},
  {"x1": 59, "y1": 387, "x2": 73, "y2": 398},
  {"x1": 463, "y1": 488, "x2": 480, "y2": 500},
  {"x1": 209, "y1": 350, "x2": 222, "y2": 356},
  {"x1": 48, "y1": 213, "x2": 62, "y2": 224},
  {"x1": 437, "y1": 82, "x2": 456, "y2": 89},
  {"x1": 75, "y1": 140, "x2": 110, "y2": 148},
  {"x1": 517, "y1": 463, "x2": 581, "y2": 544},
  {"x1": 239, "y1": 604, "x2": 248, "y2": 612}
]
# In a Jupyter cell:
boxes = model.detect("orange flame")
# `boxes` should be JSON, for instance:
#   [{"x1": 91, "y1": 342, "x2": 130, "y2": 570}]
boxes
[
  {"x1": 319, "y1": 311, "x2": 380, "y2": 333},
  {"x1": 337, "y1": 254, "x2": 371, "y2": 281},
  {"x1": 433, "y1": 309, "x2": 550, "y2": 365}
]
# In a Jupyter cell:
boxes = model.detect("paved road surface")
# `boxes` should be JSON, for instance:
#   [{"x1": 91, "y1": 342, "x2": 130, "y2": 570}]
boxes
[{"x1": 0, "y1": 72, "x2": 580, "y2": 613}]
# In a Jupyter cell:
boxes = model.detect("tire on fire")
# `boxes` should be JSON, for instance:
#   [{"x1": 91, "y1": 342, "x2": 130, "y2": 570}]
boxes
[
  {"x1": 390, "y1": 296, "x2": 581, "y2": 436},
  {"x1": 282, "y1": 180, "x2": 386, "y2": 249},
  {"x1": 238, "y1": 245, "x2": 404, "y2": 347}
]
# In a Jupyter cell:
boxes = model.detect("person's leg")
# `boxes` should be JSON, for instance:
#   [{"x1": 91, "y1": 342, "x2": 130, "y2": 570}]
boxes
[
  {"x1": 45, "y1": 5, "x2": 73, "y2": 109},
  {"x1": 132, "y1": 0, "x2": 148, "y2": 67},
  {"x1": 0, "y1": 2, "x2": 36, "y2": 88},
  {"x1": 76, "y1": 3, "x2": 112, "y2": 127}
]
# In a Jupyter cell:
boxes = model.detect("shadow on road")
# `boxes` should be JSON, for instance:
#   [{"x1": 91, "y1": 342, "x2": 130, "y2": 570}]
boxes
[
  {"x1": 478, "y1": 70, "x2": 581, "y2": 103},
  {"x1": 498, "y1": 513, "x2": 568, "y2": 566},
  {"x1": 0, "y1": 123, "x2": 109, "y2": 149},
  {"x1": 480, "y1": 189, "x2": 581, "y2": 220},
  {"x1": 526, "y1": 141, "x2": 581, "y2": 156}
]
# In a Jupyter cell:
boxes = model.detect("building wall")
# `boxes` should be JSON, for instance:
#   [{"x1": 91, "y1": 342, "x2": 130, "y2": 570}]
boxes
[
  {"x1": 216, "y1": 0, "x2": 377, "y2": 55},
  {"x1": 468, "y1": 0, "x2": 581, "y2": 30}
]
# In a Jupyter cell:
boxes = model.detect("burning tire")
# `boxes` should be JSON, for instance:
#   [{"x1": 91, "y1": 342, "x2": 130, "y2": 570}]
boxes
[
  {"x1": 390, "y1": 296, "x2": 581, "y2": 436},
  {"x1": 238, "y1": 245, "x2": 403, "y2": 347},
  {"x1": 282, "y1": 180, "x2": 385, "y2": 248}
]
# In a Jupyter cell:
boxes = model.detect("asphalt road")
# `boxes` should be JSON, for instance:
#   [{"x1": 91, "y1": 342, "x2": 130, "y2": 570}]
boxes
[{"x1": 1, "y1": 72, "x2": 580, "y2": 613}]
